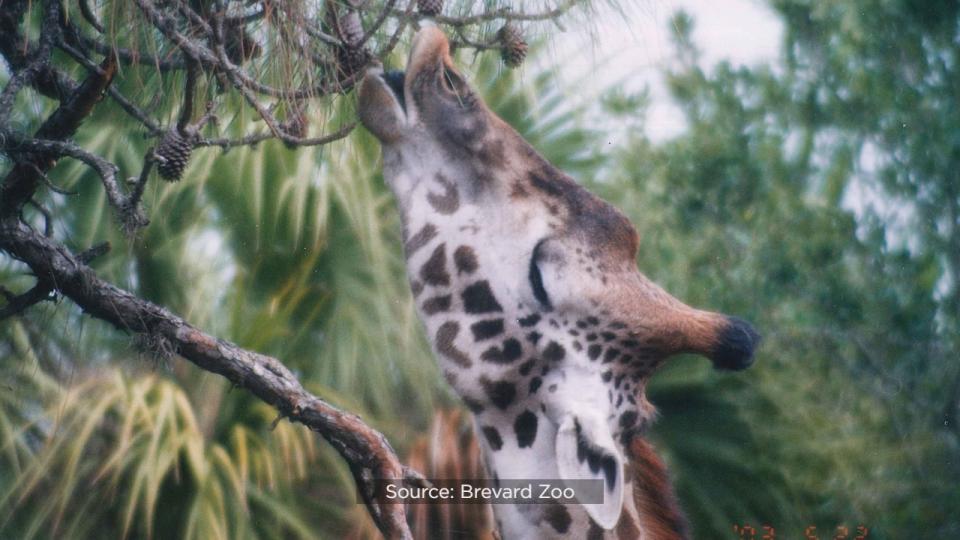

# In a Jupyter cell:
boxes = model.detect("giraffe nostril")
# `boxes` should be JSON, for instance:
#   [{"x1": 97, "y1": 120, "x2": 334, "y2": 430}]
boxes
[{"x1": 710, "y1": 316, "x2": 761, "y2": 371}]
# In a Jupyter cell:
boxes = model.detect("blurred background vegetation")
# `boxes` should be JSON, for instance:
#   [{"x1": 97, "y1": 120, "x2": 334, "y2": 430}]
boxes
[{"x1": 2, "y1": 0, "x2": 959, "y2": 538}]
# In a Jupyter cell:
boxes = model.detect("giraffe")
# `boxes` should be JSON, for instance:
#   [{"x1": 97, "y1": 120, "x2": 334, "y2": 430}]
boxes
[{"x1": 358, "y1": 26, "x2": 760, "y2": 539}]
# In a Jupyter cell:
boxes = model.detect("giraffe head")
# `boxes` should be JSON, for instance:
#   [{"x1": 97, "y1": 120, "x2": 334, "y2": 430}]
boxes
[{"x1": 360, "y1": 27, "x2": 759, "y2": 537}]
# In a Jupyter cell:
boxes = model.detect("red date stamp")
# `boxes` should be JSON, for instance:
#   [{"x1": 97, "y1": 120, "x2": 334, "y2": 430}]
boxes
[{"x1": 733, "y1": 524, "x2": 869, "y2": 539}]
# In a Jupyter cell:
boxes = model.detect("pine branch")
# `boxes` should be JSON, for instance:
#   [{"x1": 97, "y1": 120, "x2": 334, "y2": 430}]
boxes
[
  {"x1": 195, "y1": 121, "x2": 356, "y2": 149},
  {"x1": 0, "y1": 282, "x2": 54, "y2": 320},
  {"x1": 0, "y1": 51, "x2": 116, "y2": 219},
  {"x1": 0, "y1": 0, "x2": 77, "y2": 101},
  {"x1": 0, "y1": 219, "x2": 414, "y2": 539},
  {"x1": 0, "y1": 241, "x2": 109, "y2": 320}
]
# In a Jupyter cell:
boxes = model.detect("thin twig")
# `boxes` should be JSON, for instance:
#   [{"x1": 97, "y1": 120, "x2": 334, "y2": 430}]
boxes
[
  {"x1": 2, "y1": 132, "x2": 148, "y2": 232},
  {"x1": 0, "y1": 0, "x2": 59, "y2": 122},
  {"x1": 126, "y1": 151, "x2": 156, "y2": 213},
  {"x1": 377, "y1": 0, "x2": 417, "y2": 59},
  {"x1": 195, "y1": 122, "x2": 356, "y2": 149},
  {"x1": 30, "y1": 164, "x2": 78, "y2": 196},
  {"x1": 175, "y1": 0, "x2": 215, "y2": 36},
  {"x1": 360, "y1": 0, "x2": 398, "y2": 47},
  {"x1": 26, "y1": 199, "x2": 52, "y2": 237},
  {"x1": 55, "y1": 36, "x2": 163, "y2": 134},
  {"x1": 136, "y1": 0, "x2": 356, "y2": 100},
  {"x1": 78, "y1": 0, "x2": 105, "y2": 33},
  {"x1": 391, "y1": 0, "x2": 581, "y2": 26},
  {"x1": 451, "y1": 32, "x2": 500, "y2": 52},
  {"x1": 75, "y1": 32, "x2": 185, "y2": 70},
  {"x1": 209, "y1": 8, "x2": 282, "y2": 138},
  {"x1": 178, "y1": 59, "x2": 200, "y2": 132}
]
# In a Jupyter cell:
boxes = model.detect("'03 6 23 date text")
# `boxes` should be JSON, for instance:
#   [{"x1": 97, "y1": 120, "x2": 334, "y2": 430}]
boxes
[{"x1": 733, "y1": 524, "x2": 869, "y2": 539}]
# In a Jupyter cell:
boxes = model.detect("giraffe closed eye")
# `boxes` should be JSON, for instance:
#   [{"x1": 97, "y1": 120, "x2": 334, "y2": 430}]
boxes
[{"x1": 529, "y1": 239, "x2": 553, "y2": 310}]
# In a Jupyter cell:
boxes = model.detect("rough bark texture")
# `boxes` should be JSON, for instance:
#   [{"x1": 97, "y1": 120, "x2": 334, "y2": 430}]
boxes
[{"x1": 0, "y1": 219, "x2": 413, "y2": 539}]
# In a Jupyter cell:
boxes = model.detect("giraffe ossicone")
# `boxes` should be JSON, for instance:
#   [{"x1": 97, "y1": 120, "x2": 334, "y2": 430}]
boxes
[{"x1": 359, "y1": 27, "x2": 760, "y2": 539}]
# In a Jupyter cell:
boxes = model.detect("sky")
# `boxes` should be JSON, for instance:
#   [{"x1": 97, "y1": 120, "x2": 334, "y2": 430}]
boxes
[
  {"x1": 542, "y1": 0, "x2": 784, "y2": 141},
  {"x1": 546, "y1": 1, "x2": 902, "y2": 243}
]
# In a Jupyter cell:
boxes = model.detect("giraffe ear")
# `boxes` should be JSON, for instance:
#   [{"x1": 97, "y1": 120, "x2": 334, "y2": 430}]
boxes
[{"x1": 555, "y1": 414, "x2": 624, "y2": 529}]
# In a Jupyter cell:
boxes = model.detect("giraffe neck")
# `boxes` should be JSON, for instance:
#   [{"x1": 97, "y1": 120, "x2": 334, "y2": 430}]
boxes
[
  {"x1": 362, "y1": 26, "x2": 759, "y2": 538},
  {"x1": 386, "y1": 153, "x2": 685, "y2": 538},
  {"x1": 627, "y1": 438, "x2": 690, "y2": 539}
]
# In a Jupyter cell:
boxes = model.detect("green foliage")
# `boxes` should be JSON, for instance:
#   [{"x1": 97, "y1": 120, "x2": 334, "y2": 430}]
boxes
[
  {"x1": 588, "y1": 5, "x2": 960, "y2": 537},
  {"x1": 3, "y1": 1, "x2": 958, "y2": 538},
  {"x1": 0, "y1": 370, "x2": 350, "y2": 539}
]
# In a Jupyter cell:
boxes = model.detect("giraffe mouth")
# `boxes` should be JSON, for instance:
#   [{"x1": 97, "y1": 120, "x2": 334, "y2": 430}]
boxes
[{"x1": 380, "y1": 69, "x2": 406, "y2": 114}]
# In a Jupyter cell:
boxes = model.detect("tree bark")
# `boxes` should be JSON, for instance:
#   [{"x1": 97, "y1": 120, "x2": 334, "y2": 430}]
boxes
[{"x1": 0, "y1": 219, "x2": 413, "y2": 538}]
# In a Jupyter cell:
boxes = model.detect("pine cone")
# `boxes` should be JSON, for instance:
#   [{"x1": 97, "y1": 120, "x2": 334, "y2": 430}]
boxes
[
  {"x1": 282, "y1": 109, "x2": 309, "y2": 149},
  {"x1": 497, "y1": 23, "x2": 528, "y2": 68},
  {"x1": 155, "y1": 129, "x2": 194, "y2": 182},
  {"x1": 417, "y1": 0, "x2": 443, "y2": 16},
  {"x1": 338, "y1": 10, "x2": 364, "y2": 49},
  {"x1": 335, "y1": 45, "x2": 371, "y2": 76},
  {"x1": 335, "y1": 10, "x2": 370, "y2": 75}
]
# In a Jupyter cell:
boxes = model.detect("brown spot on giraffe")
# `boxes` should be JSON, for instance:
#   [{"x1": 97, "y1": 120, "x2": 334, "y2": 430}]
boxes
[
  {"x1": 542, "y1": 502, "x2": 572, "y2": 534},
  {"x1": 422, "y1": 294, "x2": 452, "y2": 315},
  {"x1": 427, "y1": 173, "x2": 460, "y2": 214},
  {"x1": 587, "y1": 520, "x2": 606, "y2": 540},
  {"x1": 436, "y1": 321, "x2": 471, "y2": 368},
  {"x1": 420, "y1": 243, "x2": 451, "y2": 287},
  {"x1": 454, "y1": 245, "x2": 479, "y2": 275},
  {"x1": 404, "y1": 223, "x2": 437, "y2": 258}
]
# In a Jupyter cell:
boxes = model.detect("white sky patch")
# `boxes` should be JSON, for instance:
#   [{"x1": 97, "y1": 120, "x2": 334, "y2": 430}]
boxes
[{"x1": 536, "y1": 0, "x2": 784, "y2": 141}]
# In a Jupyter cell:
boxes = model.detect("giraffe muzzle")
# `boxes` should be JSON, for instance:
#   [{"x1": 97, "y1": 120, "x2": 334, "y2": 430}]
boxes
[{"x1": 710, "y1": 316, "x2": 761, "y2": 370}]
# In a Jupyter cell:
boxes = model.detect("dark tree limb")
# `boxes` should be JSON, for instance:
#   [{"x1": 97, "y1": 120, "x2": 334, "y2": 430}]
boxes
[
  {"x1": 56, "y1": 28, "x2": 164, "y2": 134},
  {"x1": 125, "y1": 152, "x2": 157, "y2": 215},
  {"x1": 0, "y1": 53, "x2": 116, "y2": 219},
  {"x1": 0, "y1": 282, "x2": 55, "y2": 320},
  {"x1": 177, "y1": 59, "x2": 201, "y2": 132},
  {"x1": 0, "y1": 0, "x2": 77, "y2": 102},
  {"x1": 0, "y1": 220, "x2": 414, "y2": 539},
  {"x1": 0, "y1": 240, "x2": 110, "y2": 320},
  {"x1": 26, "y1": 199, "x2": 53, "y2": 237},
  {"x1": 78, "y1": 0, "x2": 105, "y2": 33},
  {"x1": 0, "y1": 131, "x2": 149, "y2": 231},
  {"x1": 0, "y1": 0, "x2": 59, "y2": 121}
]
